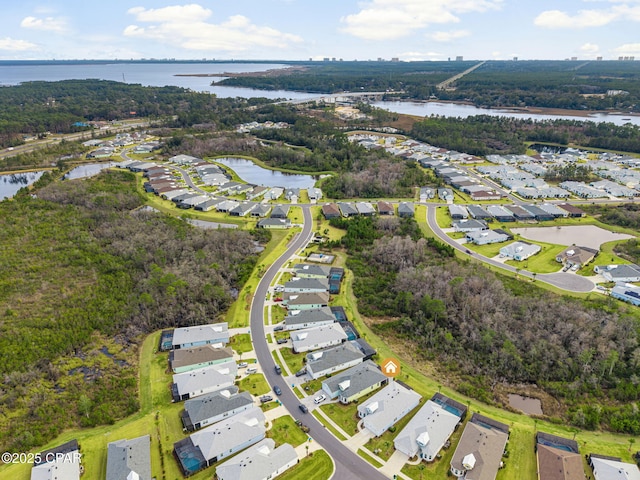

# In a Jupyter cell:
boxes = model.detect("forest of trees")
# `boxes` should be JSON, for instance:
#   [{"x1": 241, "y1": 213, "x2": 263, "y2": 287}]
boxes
[
  {"x1": 0, "y1": 170, "x2": 264, "y2": 451},
  {"x1": 325, "y1": 215, "x2": 640, "y2": 434}
]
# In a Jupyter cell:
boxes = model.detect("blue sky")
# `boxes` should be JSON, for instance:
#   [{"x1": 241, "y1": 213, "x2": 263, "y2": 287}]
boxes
[{"x1": 2, "y1": 1, "x2": 640, "y2": 61}]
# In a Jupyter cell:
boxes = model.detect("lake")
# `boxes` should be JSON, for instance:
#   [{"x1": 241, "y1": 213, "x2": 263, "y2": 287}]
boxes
[
  {"x1": 63, "y1": 162, "x2": 117, "y2": 180},
  {"x1": 0, "y1": 171, "x2": 46, "y2": 200},
  {"x1": 214, "y1": 157, "x2": 317, "y2": 189}
]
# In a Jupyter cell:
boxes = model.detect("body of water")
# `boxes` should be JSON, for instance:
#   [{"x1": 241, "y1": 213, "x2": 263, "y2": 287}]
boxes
[
  {"x1": 0, "y1": 171, "x2": 46, "y2": 200},
  {"x1": 372, "y1": 100, "x2": 640, "y2": 126},
  {"x1": 214, "y1": 157, "x2": 317, "y2": 189},
  {"x1": 63, "y1": 162, "x2": 117, "y2": 180}
]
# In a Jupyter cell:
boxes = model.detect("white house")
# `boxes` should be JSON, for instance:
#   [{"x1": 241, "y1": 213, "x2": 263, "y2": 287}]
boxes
[
  {"x1": 358, "y1": 382, "x2": 422, "y2": 437},
  {"x1": 215, "y1": 439, "x2": 298, "y2": 480},
  {"x1": 291, "y1": 323, "x2": 347, "y2": 353}
]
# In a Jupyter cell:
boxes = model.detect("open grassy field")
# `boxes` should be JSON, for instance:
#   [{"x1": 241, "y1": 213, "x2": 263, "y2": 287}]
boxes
[
  {"x1": 267, "y1": 415, "x2": 309, "y2": 448},
  {"x1": 275, "y1": 450, "x2": 333, "y2": 480}
]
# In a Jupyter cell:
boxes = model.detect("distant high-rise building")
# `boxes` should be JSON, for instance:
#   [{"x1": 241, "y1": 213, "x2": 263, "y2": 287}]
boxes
[
  {"x1": 332, "y1": 57, "x2": 336, "y2": 62},
  {"x1": 391, "y1": 57, "x2": 399, "y2": 62},
  {"x1": 377, "y1": 57, "x2": 384, "y2": 62},
  {"x1": 455, "y1": 56, "x2": 463, "y2": 61},
  {"x1": 631, "y1": 56, "x2": 636, "y2": 61},
  {"x1": 570, "y1": 56, "x2": 577, "y2": 61},
  {"x1": 513, "y1": 57, "x2": 518, "y2": 61},
  {"x1": 596, "y1": 56, "x2": 603, "y2": 61},
  {"x1": 619, "y1": 56, "x2": 625, "y2": 61},
  {"x1": 323, "y1": 57, "x2": 330, "y2": 62}
]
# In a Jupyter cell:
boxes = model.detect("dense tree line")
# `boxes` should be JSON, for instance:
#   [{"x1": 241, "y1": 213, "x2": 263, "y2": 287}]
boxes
[
  {"x1": 328, "y1": 215, "x2": 640, "y2": 434},
  {"x1": 0, "y1": 170, "x2": 263, "y2": 451}
]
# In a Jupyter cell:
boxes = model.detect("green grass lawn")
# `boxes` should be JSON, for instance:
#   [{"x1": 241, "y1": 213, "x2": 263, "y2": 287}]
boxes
[
  {"x1": 318, "y1": 401, "x2": 360, "y2": 437},
  {"x1": 435, "y1": 205, "x2": 451, "y2": 228},
  {"x1": 229, "y1": 333, "x2": 253, "y2": 355},
  {"x1": 357, "y1": 448, "x2": 384, "y2": 468},
  {"x1": 275, "y1": 450, "x2": 333, "y2": 480},
  {"x1": 280, "y1": 347, "x2": 305, "y2": 374},
  {"x1": 267, "y1": 415, "x2": 309, "y2": 448},
  {"x1": 504, "y1": 241, "x2": 566, "y2": 274},
  {"x1": 311, "y1": 411, "x2": 348, "y2": 441},
  {"x1": 271, "y1": 304, "x2": 287, "y2": 324},
  {"x1": 237, "y1": 373, "x2": 271, "y2": 396},
  {"x1": 583, "y1": 239, "x2": 633, "y2": 275}
]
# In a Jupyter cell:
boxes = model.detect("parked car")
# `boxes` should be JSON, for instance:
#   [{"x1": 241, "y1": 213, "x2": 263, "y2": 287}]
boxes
[
  {"x1": 295, "y1": 420, "x2": 310, "y2": 433},
  {"x1": 276, "y1": 338, "x2": 288, "y2": 344},
  {"x1": 237, "y1": 362, "x2": 248, "y2": 368},
  {"x1": 260, "y1": 395, "x2": 273, "y2": 403},
  {"x1": 295, "y1": 368, "x2": 307, "y2": 377},
  {"x1": 274, "y1": 285, "x2": 284, "y2": 292},
  {"x1": 274, "y1": 365, "x2": 282, "y2": 375},
  {"x1": 273, "y1": 385, "x2": 282, "y2": 395},
  {"x1": 299, "y1": 404, "x2": 309, "y2": 414},
  {"x1": 246, "y1": 367, "x2": 257, "y2": 374},
  {"x1": 314, "y1": 394, "x2": 326, "y2": 404},
  {"x1": 273, "y1": 297, "x2": 283, "y2": 302},
  {"x1": 273, "y1": 324, "x2": 284, "y2": 331}
]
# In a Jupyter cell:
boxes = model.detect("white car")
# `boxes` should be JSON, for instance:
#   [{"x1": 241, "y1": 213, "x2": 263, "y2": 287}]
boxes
[
  {"x1": 314, "y1": 394, "x2": 326, "y2": 404},
  {"x1": 246, "y1": 367, "x2": 257, "y2": 374}
]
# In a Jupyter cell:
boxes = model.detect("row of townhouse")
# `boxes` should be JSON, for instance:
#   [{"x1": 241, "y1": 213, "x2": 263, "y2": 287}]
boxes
[
  {"x1": 450, "y1": 203, "x2": 584, "y2": 224},
  {"x1": 322, "y1": 201, "x2": 415, "y2": 219}
]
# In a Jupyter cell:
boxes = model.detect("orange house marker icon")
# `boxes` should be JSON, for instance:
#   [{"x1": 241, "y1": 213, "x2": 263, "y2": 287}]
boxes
[{"x1": 381, "y1": 358, "x2": 400, "y2": 378}]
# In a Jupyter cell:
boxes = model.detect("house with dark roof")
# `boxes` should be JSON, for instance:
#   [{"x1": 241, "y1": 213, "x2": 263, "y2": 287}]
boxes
[
  {"x1": 450, "y1": 414, "x2": 510, "y2": 479},
  {"x1": 359, "y1": 382, "x2": 421, "y2": 438},
  {"x1": 536, "y1": 432, "x2": 585, "y2": 480},
  {"x1": 338, "y1": 202, "x2": 359, "y2": 217},
  {"x1": 106, "y1": 435, "x2": 151, "y2": 480},
  {"x1": 249, "y1": 204, "x2": 271, "y2": 218},
  {"x1": 284, "y1": 278, "x2": 329, "y2": 293},
  {"x1": 522, "y1": 204, "x2": 555, "y2": 222},
  {"x1": 257, "y1": 218, "x2": 291, "y2": 229},
  {"x1": 294, "y1": 264, "x2": 331, "y2": 279},
  {"x1": 306, "y1": 341, "x2": 365, "y2": 379},
  {"x1": 283, "y1": 291, "x2": 330, "y2": 310},
  {"x1": 398, "y1": 202, "x2": 415, "y2": 218},
  {"x1": 452, "y1": 219, "x2": 488, "y2": 233},
  {"x1": 505, "y1": 205, "x2": 535, "y2": 221},
  {"x1": 169, "y1": 345, "x2": 234, "y2": 373},
  {"x1": 285, "y1": 188, "x2": 300, "y2": 201},
  {"x1": 230, "y1": 202, "x2": 257, "y2": 217},
  {"x1": 557, "y1": 203, "x2": 586, "y2": 218},
  {"x1": 215, "y1": 439, "x2": 298, "y2": 480},
  {"x1": 467, "y1": 205, "x2": 492, "y2": 221},
  {"x1": 181, "y1": 388, "x2": 253, "y2": 432},
  {"x1": 322, "y1": 203, "x2": 341, "y2": 219},
  {"x1": 321, "y1": 360, "x2": 388, "y2": 404},
  {"x1": 270, "y1": 204, "x2": 290, "y2": 219}
]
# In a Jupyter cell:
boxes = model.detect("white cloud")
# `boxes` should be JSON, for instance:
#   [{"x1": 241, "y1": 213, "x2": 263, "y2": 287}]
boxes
[
  {"x1": 612, "y1": 42, "x2": 640, "y2": 56},
  {"x1": 534, "y1": 9, "x2": 618, "y2": 28},
  {"x1": 580, "y1": 42, "x2": 600, "y2": 53},
  {"x1": 0, "y1": 37, "x2": 38, "y2": 51},
  {"x1": 124, "y1": 4, "x2": 302, "y2": 52},
  {"x1": 340, "y1": 0, "x2": 502, "y2": 40},
  {"x1": 398, "y1": 51, "x2": 444, "y2": 61},
  {"x1": 431, "y1": 30, "x2": 470, "y2": 42},
  {"x1": 20, "y1": 16, "x2": 67, "y2": 33}
]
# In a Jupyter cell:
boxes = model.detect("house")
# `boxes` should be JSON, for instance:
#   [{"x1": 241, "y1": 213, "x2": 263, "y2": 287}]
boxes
[
  {"x1": 306, "y1": 341, "x2": 365, "y2": 379},
  {"x1": 449, "y1": 205, "x2": 469, "y2": 220},
  {"x1": 522, "y1": 204, "x2": 555, "y2": 222},
  {"x1": 356, "y1": 202, "x2": 376, "y2": 216},
  {"x1": 284, "y1": 307, "x2": 336, "y2": 331},
  {"x1": 420, "y1": 187, "x2": 435, "y2": 202},
  {"x1": 180, "y1": 195, "x2": 210, "y2": 209},
  {"x1": 377, "y1": 201, "x2": 395, "y2": 215},
  {"x1": 487, "y1": 205, "x2": 515, "y2": 222},
  {"x1": 505, "y1": 205, "x2": 535, "y2": 221},
  {"x1": 106, "y1": 435, "x2": 151, "y2": 480},
  {"x1": 181, "y1": 388, "x2": 253, "y2": 432},
  {"x1": 470, "y1": 190, "x2": 502, "y2": 201},
  {"x1": 293, "y1": 264, "x2": 331, "y2": 279},
  {"x1": 172, "y1": 323, "x2": 229, "y2": 350},
  {"x1": 611, "y1": 282, "x2": 640, "y2": 306},
  {"x1": 215, "y1": 439, "x2": 298, "y2": 480},
  {"x1": 452, "y1": 219, "x2": 487, "y2": 233},
  {"x1": 171, "y1": 365, "x2": 236, "y2": 402},
  {"x1": 595, "y1": 264, "x2": 640, "y2": 283},
  {"x1": 31, "y1": 440, "x2": 81, "y2": 480},
  {"x1": 284, "y1": 278, "x2": 330, "y2": 293},
  {"x1": 359, "y1": 382, "x2": 421, "y2": 437},
  {"x1": 291, "y1": 323, "x2": 347, "y2": 353},
  {"x1": 195, "y1": 198, "x2": 224, "y2": 212},
  {"x1": 270, "y1": 204, "x2": 290, "y2": 219},
  {"x1": 500, "y1": 241, "x2": 541, "y2": 261},
  {"x1": 285, "y1": 188, "x2": 300, "y2": 202},
  {"x1": 173, "y1": 408, "x2": 266, "y2": 476},
  {"x1": 321, "y1": 360, "x2": 388, "y2": 404},
  {"x1": 338, "y1": 202, "x2": 359, "y2": 217},
  {"x1": 539, "y1": 203, "x2": 569, "y2": 218},
  {"x1": 557, "y1": 204, "x2": 586, "y2": 218},
  {"x1": 322, "y1": 203, "x2": 341, "y2": 219},
  {"x1": 264, "y1": 187, "x2": 284, "y2": 201},
  {"x1": 247, "y1": 185, "x2": 268, "y2": 200},
  {"x1": 467, "y1": 205, "x2": 492, "y2": 221},
  {"x1": 450, "y1": 414, "x2": 510, "y2": 479},
  {"x1": 308, "y1": 187, "x2": 323, "y2": 201},
  {"x1": 466, "y1": 229, "x2": 511, "y2": 245},
  {"x1": 283, "y1": 291, "x2": 330, "y2": 310},
  {"x1": 329, "y1": 267, "x2": 344, "y2": 294},
  {"x1": 230, "y1": 202, "x2": 257, "y2": 217},
  {"x1": 216, "y1": 200, "x2": 240, "y2": 213},
  {"x1": 536, "y1": 432, "x2": 585, "y2": 480},
  {"x1": 250, "y1": 204, "x2": 271, "y2": 218},
  {"x1": 555, "y1": 246, "x2": 598, "y2": 268},
  {"x1": 257, "y1": 218, "x2": 291, "y2": 229},
  {"x1": 169, "y1": 345, "x2": 234, "y2": 373},
  {"x1": 398, "y1": 202, "x2": 415, "y2": 218},
  {"x1": 589, "y1": 455, "x2": 640, "y2": 480},
  {"x1": 438, "y1": 188, "x2": 455, "y2": 203},
  {"x1": 170, "y1": 154, "x2": 202, "y2": 165}
]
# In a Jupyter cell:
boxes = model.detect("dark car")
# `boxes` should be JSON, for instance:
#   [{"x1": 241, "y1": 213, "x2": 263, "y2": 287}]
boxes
[
  {"x1": 276, "y1": 338, "x2": 288, "y2": 344},
  {"x1": 273, "y1": 324, "x2": 284, "y2": 331},
  {"x1": 295, "y1": 368, "x2": 307, "y2": 377},
  {"x1": 274, "y1": 385, "x2": 282, "y2": 395},
  {"x1": 275, "y1": 365, "x2": 282, "y2": 375},
  {"x1": 299, "y1": 404, "x2": 308, "y2": 414}
]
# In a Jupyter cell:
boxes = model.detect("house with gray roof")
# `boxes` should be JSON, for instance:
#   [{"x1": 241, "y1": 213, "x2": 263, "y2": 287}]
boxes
[
  {"x1": 270, "y1": 204, "x2": 290, "y2": 219},
  {"x1": 170, "y1": 345, "x2": 234, "y2": 373},
  {"x1": 247, "y1": 186, "x2": 268, "y2": 201},
  {"x1": 466, "y1": 229, "x2": 510, "y2": 246},
  {"x1": 338, "y1": 202, "x2": 359, "y2": 217},
  {"x1": 452, "y1": 219, "x2": 487, "y2": 232},
  {"x1": 419, "y1": 187, "x2": 435, "y2": 202},
  {"x1": 486, "y1": 205, "x2": 515, "y2": 222},
  {"x1": 106, "y1": 435, "x2": 151, "y2": 480},
  {"x1": 308, "y1": 187, "x2": 323, "y2": 201},
  {"x1": 285, "y1": 188, "x2": 300, "y2": 201},
  {"x1": 216, "y1": 199, "x2": 241, "y2": 213},
  {"x1": 201, "y1": 173, "x2": 229, "y2": 186},
  {"x1": 539, "y1": 203, "x2": 569, "y2": 218},
  {"x1": 306, "y1": 341, "x2": 365, "y2": 379},
  {"x1": 356, "y1": 202, "x2": 376, "y2": 216},
  {"x1": 283, "y1": 291, "x2": 330, "y2": 310},
  {"x1": 31, "y1": 441, "x2": 81, "y2": 480},
  {"x1": 359, "y1": 381, "x2": 421, "y2": 438},
  {"x1": 589, "y1": 455, "x2": 640, "y2": 480},
  {"x1": 595, "y1": 264, "x2": 640, "y2": 283},
  {"x1": 398, "y1": 202, "x2": 415, "y2": 218},
  {"x1": 257, "y1": 218, "x2": 291, "y2": 229},
  {"x1": 215, "y1": 439, "x2": 298, "y2": 480},
  {"x1": 556, "y1": 246, "x2": 598, "y2": 269},
  {"x1": 321, "y1": 360, "x2": 388, "y2": 404},
  {"x1": 394, "y1": 396, "x2": 463, "y2": 462},
  {"x1": 172, "y1": 323, "x2": 229, "y2": 350},
  {"x1": 230, "y1": 202, "x2": 257, "y2": 217},
  {"x1": 291, "y1": 323, "x2": 347, "y2": 353},
  {"x1": 174, "y1": 407, "x2": 266, "y2": 476},
  {"x1": 249, "y1": 204, "x2": 271, "y2": 218},
  {"x1": 284, "y1": 278, "x2": 329, "y2": 293},
  {"x1": 162, "y1": 188, "x2": 190, "y2": 200},
  {"x1": 171, "y1": 364, "x2": 236, "y2": 402},
  {"x1": 611, "y1": 282, "x2": 640, "y2": 306},
  {"x1": 499, "y1": 241, "x2": 541, "y2": 261},
  {"x1": 170, "y1": 154, "x2": 202, "y2": 165},
  {"x1": 294, "y1": 264, "x2": 331, "y2": 279},
  {"x1": 449, "y1": 204, "x2": 469, "y2": 219},
  {"x1": 467, "y1": 205, "x2": 492, "y2": 220},
  {"x1": 182, "y1": 388, "x2": 253, "y2": 432},
  {"x1": 195, "y1": 198, "x2": 225, "y2": 212},
  {"x1": 264, "y1": 187, "x2": 284, "y2": 201},
  {"x1": 284, "y1": 307, "x2": 336, "y2": 331},
  {"x1": 438, "y1": 188, "x2": 454, "y2": 203},
  {"x1": 450, "y1": 414, "x2": 509, "y2": 479}
]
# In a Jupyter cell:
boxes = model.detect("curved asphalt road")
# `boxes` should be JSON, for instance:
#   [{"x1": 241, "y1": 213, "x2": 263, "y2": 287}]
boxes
[
  {"x1": 426, "y1": 205, "x2": 596, "y2": 293},
  {"x1": 249, "y1": 206, "x2": 389, "y2": 480}
]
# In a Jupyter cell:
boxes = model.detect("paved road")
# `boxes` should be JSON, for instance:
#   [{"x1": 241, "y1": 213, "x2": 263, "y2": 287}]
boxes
[
  {"x1": 249, "y1": 206, "x2": 390, "y2": 480},
  {"x1": 426, "y1": 205, "x2": 596, "y2": 293}
]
